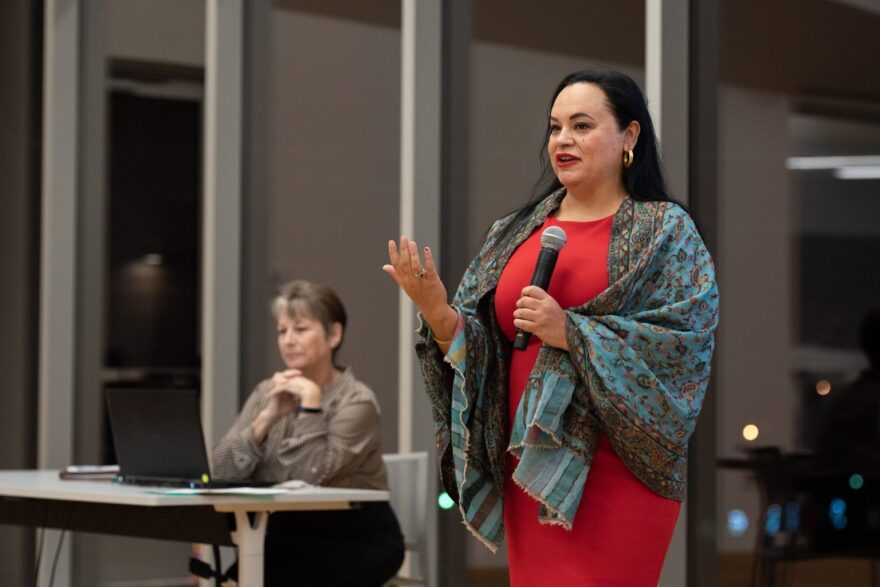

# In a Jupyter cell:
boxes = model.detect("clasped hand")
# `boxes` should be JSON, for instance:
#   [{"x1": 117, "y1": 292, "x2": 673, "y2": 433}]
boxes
[
  {"x1": 261, "y1": 369, "x2": 321, "y2": 422},
  {"x1": 252, "y1": 369, "x2": 321, "y2": 445}
]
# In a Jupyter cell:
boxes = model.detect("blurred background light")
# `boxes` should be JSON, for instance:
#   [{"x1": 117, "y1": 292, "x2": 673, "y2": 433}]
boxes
[
  {"x1": 765, "y1": 504, "x2": 782, "y2": 535},
  {"x1": 437, "y1": 492, "x2": 455, "y2": 510},
  {"x1": 849, "y1": 474, "x2": 865, "y2": 490},
  {"x1": 742, "y1": 424, "x2": 760, "y2": 441},
  {"x1": 727, "y1": 509, "x2": 749, "y2": 536},
  {"x1": 142, "y1": 253, "x2": 163, "y2": 266}
]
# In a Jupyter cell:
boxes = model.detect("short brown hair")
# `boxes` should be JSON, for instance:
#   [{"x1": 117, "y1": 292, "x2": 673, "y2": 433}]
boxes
[{"x1": 272, "y1": 280, "x2": 347, "y2": 359}]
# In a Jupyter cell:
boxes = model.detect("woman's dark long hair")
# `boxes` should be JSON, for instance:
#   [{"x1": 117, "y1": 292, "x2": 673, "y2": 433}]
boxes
[{"x1": 497, "y1": 68, "x2": 675, "y2": 241}]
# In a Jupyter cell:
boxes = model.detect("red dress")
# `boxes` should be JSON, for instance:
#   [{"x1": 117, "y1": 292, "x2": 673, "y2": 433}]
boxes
[{"x1": 495, "y1": 214, "x2": 681, "y2": 586}]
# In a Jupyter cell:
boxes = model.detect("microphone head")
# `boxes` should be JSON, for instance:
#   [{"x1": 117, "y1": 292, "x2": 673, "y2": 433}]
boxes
[{"x1": 540, "y1": 226, "x2": 567, "y2": 252}]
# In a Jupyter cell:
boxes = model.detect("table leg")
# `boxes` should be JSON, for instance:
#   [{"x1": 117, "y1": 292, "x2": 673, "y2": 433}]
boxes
[{"x1": 229, "y1": 510, "x2": 267, "y2": 587}]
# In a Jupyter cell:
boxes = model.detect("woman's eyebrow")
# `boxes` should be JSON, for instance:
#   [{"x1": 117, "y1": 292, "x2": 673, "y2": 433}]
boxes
[{"x1": 549, "y1": 112, "x2": 596, "y2": 122}]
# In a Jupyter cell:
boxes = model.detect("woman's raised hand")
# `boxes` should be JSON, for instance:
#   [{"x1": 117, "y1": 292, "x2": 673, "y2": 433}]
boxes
[
  {"x1": 383, "y1": 236, "x2": 447, "y2": 315},
  {"x1": 383, "y1": 236, "x2": 457, "y2": 342}
]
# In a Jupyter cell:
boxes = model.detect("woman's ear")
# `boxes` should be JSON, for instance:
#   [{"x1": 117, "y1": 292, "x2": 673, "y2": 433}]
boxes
[
  {"x1": 624, "y1": 120, "x2": 641, "y2": 151},
  {"x1": 328, "y1": 322, "x2": 343, "y2": 348}
]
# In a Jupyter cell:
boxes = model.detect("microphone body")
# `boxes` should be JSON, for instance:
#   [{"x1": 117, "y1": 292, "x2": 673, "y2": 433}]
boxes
[{"x1": 513, "y1": 227, "x2": 567, "y2": 350}]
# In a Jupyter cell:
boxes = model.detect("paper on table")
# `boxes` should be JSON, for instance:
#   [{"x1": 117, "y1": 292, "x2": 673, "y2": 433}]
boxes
[
  {"x1": 273, "y1": 479, "x2": 312, "y2": 490},
  {"x1": 151, "y1": 480, "x2": 315, "y2": 496},
  {"x1": 59, "y1": 465, "x2": 120, "y2": 480},
  {"x1": 151, "y1": 487, "x2": 294, "y2": 496}
]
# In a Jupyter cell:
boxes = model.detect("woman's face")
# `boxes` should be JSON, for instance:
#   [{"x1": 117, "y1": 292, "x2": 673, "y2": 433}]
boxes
[
  {"x1": 276, "y1": 312, "x2": 341, "y2": 372},
  {"x1": 547, "y1": 82, "x2": 638, "y2": 192}
]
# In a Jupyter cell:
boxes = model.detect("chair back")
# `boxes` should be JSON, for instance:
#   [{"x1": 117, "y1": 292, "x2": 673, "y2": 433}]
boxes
[{"x1": 383, "y1": 452, "x2": 429, "y2": 584}]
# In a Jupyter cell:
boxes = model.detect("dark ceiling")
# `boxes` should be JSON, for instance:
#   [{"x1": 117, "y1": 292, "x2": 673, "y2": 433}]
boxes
[{"x1": 274, "y1": 0, "x2": 880, "y2": 103}]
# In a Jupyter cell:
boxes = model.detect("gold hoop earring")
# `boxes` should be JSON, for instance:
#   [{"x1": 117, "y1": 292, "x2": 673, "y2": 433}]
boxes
[{"x1": 623, "y1": 149, "x2": 634, "y2": 168}]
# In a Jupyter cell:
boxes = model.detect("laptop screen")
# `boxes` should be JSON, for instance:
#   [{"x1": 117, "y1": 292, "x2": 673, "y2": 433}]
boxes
[{"x1": 105, "y1": 387, "x2": 213, "y2": 485}]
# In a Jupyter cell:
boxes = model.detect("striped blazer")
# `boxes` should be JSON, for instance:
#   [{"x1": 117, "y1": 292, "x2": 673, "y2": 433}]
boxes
[{"x1": 211, "y1": 368, "x2": 389, "y2": 490}]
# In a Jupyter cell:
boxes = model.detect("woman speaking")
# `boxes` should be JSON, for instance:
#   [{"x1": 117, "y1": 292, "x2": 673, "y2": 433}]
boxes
[{"x1": 384, "y1": 68, "x2": 719, "y2": 585}]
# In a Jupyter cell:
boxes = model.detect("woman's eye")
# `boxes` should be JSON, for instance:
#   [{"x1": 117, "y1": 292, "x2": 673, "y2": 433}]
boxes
[
  {"x1": 575, "y1": 122, "x2": 591, "y2": 131},
  {"x1": 549, "y1": 124, "x2": 560, "y2": 133}
]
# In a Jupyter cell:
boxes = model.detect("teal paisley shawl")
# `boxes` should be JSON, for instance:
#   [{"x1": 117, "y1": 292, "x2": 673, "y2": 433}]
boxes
[{"x1": 414, "y1": 190, "x2": 719, "y2": 551}]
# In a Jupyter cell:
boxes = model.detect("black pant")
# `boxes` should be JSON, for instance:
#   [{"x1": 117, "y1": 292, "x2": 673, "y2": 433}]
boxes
[{"x1": 263, "y1": 501, "x2": 404, "y2": 587}]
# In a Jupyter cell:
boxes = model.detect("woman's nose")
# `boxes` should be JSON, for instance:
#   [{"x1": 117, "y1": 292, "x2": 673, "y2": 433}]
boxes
[{"x1": 556, "y1": 126, "x2": 574, "y2": 144}]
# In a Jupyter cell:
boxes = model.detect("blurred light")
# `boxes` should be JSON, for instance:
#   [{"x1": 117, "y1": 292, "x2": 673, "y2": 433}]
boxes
[
  {"x1": 849, "y1": 474, "x2": 865, "y2": 490},
  {"x1": 727, "y1": 509, "x2": 749, "y2": 536},
  {"x1": 816, "y1": 380, "x2": 832, "y2": 396},
  {"x1": 832, "y1": 514, "x2": 848, "y2": 530},
  {"x1": 830, "y1": 498, "x2": 847, "y2": 516},
  {"x1": 437, "y1": 492, "x2": 455, "y2": 510},
  {"x1": 785, "y1": 501, "x2": 801, "y2": 531},
  {"x1": 834, "y1": 166, "x2": 880, "y2": 180},
  {"x1": 142, "y1": 254, "x2": 163, "y2": 266},
  {"x1": 742, "y1": 424, "x2": 759, "y2": 441},
  {"x1": 785, "y1": 155, "x2": 880, "y2": 169},
  {"x1": 765, "y1": 504, "x2": 782, "y2": 535}
]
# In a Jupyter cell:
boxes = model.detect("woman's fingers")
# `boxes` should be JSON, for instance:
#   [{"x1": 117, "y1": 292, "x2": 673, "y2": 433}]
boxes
[
  {"x1": 513, "y1": 306, "x2": 536, "y2": 319},
  {"x1": 408, "y1": 239, "x2": 425, "y2": 275},
  {"x1": 382, "y1": 267, "x2": 401, "y2": 287},
  {"x1": 424, "y1": 246, "x2": 437, "y2": 277},
  {"x1": 388, "y1": 235, "x2": 429, "y2": 279},
  {"x1": 520, "y1": 285, "x2": 548, "y2": 299},
  {"x1": 514, "y1": 289, "x2": 558, "y2": 323},
  {"x1": 387, "y1": 240, "x2": 400, "y2": 265},
  {"x1": 516, "y1": 295, "x2": 543, "y2": 311},
  {"x1": 512, "y1": 290, "x2": 568, "y2": 350},
  {"x1": 267, "y1": 385, "x2": 291, "y2": 397},
  {"x1": 403, "y1": 236, "x2": 428, "y2": 277},
  {"x1": 383, "y1": 241, "x2": 404, "y2": 285},
  {"x1": 382, "y1": 263, "x2": 401, "y2": 284},
  {"x1": 399, "y1": 236, "x2": 411, "y2": 269},
  {"x1": 384, "y1": 237, "x2": 444, "y2": 302}
]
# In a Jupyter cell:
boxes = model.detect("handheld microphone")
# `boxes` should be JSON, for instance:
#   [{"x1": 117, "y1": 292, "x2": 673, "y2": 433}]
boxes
[{"x1": 513, "y1": 226, "x2": 567, "y2": 350}]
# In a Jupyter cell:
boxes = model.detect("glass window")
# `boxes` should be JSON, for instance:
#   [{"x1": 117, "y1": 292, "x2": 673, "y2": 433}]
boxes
[{"x1": 715, "y1": 1, "x2": 880, "y2": 583}]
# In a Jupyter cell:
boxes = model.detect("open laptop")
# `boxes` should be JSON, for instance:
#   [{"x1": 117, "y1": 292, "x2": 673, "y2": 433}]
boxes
[{"x1": 105, "y1": 387, "x2": 272, "y2": 488}]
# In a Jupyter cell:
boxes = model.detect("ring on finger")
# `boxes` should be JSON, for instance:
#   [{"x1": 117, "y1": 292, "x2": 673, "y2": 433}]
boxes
[{"x1": 415, "y1": 268, "x2": 427, "y2": 278}]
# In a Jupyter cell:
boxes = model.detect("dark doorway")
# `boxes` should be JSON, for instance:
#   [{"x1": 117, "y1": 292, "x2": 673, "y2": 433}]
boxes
[
  {"x1": 103, "y1": 89, "x2": 202, "y2": 464},
  {"x1": 106, "y1": 90, "x2": 201, "y2": 373}
]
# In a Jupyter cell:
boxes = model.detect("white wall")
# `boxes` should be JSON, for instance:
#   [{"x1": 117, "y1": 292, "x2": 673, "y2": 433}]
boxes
[
  {"x1": 265, "y1": 10, "x2": 402, "y2": 449},
  {"x1": 105, "y1": 0, "x2": 204, "y2": 66}
]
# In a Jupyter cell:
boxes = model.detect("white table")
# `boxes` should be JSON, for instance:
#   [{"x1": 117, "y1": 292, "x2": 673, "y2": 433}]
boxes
[{"x1": 0, "y1": 470, "x2": 389, "y2": 586}]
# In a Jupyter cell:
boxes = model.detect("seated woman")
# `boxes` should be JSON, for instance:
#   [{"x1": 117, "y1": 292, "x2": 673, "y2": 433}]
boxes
[{"x1": 212, "y1": 280, "x2": 404, "y2": 587}]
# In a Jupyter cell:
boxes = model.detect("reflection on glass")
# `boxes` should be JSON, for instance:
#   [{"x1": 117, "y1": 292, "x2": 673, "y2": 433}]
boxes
[
  {"x1": 764, "y1": 504, "x2": 782, "y2": 535},
  {"x1": 727, "y1": 509, "x2": 749, "y2": 536},
  {"x1": 848, "y1": 474, "x2": 864, "y2": 490},
  {"x1": 829, "y1": 498, "x2": 848, "y2": 530}
]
